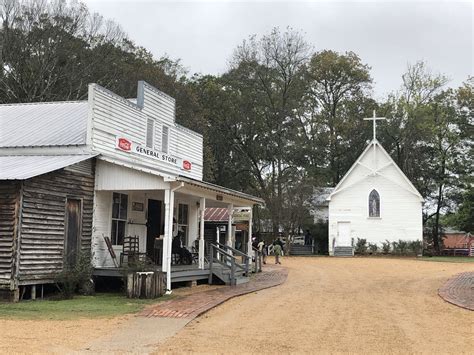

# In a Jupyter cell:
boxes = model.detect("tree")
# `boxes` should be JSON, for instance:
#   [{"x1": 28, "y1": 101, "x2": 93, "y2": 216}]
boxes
[
  {"x1": 379, "y1": 61, "x2": 449, "y2": 198},
  {"x1": 381, "y1": 66, "x2": 471, "y2": 252},
  {"x1": 193, "y1": 28, "x2": 311, "y2": 235},
  {"x1": 301, "y1": 50, "x2": 374, "y2": 185}
]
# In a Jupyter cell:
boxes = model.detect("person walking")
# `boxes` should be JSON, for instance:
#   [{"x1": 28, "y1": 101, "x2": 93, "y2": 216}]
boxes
[
  {"x1": 273, "y1": 240, "x2": 282, "y2": 264},
  {"x1": 304, "y1": 229, "x2": 312, "y2": 246},
  {"x1": 257, "y1": 239, "x2": 267, "y2": 264}
]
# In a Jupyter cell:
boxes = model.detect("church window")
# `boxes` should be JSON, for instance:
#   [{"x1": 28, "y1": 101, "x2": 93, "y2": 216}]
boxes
[{"x1": 368, "y1": 189, "x2": 380, "y2": 217}]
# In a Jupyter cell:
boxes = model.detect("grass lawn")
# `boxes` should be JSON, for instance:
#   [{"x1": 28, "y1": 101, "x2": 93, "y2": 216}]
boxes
[
  {"x1": 418, "y1": 256, "x2": 474, "y2": 263},
  {"x1": 0, "y1": 292, "x2": 172, "y2": 320}
]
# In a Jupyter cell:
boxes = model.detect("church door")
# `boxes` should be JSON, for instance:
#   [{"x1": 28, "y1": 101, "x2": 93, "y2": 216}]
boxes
[{"x1": 337, "y1": 222, "x2": 351, "y2": 247}]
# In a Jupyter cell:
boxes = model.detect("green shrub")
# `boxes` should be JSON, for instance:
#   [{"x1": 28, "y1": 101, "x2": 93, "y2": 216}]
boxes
[
  {"x1": 368, "y1": 243, "x2": 378, "y2": 254},
  {"x1": 408, "y1": 240, "x2": 422, "y2": 255},
  {"x1": 355, "y1": 238, "x2": 367, "y2": 254},
  {"x1": 391, "y1": 241, "x2": 399, "y2": 254},
  {"x1": 397, "y1": 240, "x2": 409, "y2": 254},
  {"x1": 382, "y1": 240, "x2": 391, "y2": 254},
  {"x1": 55, "y1": 251, "x2": 94, "y2": 299}
]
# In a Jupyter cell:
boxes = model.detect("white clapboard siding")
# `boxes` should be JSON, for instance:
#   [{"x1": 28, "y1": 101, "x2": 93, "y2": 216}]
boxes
[
  {"x1": 95, "y1": 160, "x2": 170, "y2": 191},
  {"x1": 90, "y1": 83, "x2": 203, "y2": 180},
  {"x1": 91, "y1": 190, "x2": 113, "y2": 267},
  {"x1": 140, "y1": 82, "x2": 175, "y2": 126}
]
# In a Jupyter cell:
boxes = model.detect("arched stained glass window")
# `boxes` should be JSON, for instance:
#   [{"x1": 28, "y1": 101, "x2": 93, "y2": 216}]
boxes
[{"x1": 369, "y1": 189, "x2": 380, "y2": 217}]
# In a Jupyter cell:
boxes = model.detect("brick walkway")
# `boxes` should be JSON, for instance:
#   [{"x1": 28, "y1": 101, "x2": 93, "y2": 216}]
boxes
[
  {"x1": 139, "y1": 265, "x2": 288, "y2": 319},
  {"x1": 438, "y1": 272, "x2": 474, "y2": 311}
]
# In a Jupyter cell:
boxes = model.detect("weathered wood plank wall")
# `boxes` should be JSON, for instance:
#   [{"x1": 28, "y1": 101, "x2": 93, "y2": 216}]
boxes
[
  {"x1": 0, "y1": 181, "x2": 20, "y2": 287},
  {"x1": 17, "y1": 160, "x2": 95, "y2": 284}
]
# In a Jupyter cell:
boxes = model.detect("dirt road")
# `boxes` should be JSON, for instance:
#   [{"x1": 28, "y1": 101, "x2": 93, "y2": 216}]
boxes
[
  {"x1": 0, "y1": 257, "x2": 472, "y2": 354},
  {"x1": 158, "y1": 257, "x2": 474, "y2": 354}
]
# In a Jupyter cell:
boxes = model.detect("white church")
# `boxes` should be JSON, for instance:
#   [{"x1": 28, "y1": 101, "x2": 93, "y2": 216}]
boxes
[{"x1": 327, "y1": 112, "x2": 423, "y2": 256}]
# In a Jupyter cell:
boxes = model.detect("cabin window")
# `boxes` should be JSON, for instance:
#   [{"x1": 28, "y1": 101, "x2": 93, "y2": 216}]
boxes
[
  {"x1": 146, "y1": 118, "x2": 154, "y2": 148},
  {"x1": 368, "y1": 189, "x2": 380, "y2": 217},
  {"x1": 177, "y1": 203, "x2": 189, "y2": 246},
  {"x1": 111, "y1": 192, "x2": 128, "y2": 245},
  {"x1": 161, "y1": 125, "x2": 169, "y2": 153}
]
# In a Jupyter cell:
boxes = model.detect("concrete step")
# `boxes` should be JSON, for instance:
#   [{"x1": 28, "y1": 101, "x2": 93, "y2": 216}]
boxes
[
  {"x1": 290, "y1": 245, "x2": 313, "y2": 256},
  {"x1": 334, "y1": 246, "x2": 354, "y2": 257}
]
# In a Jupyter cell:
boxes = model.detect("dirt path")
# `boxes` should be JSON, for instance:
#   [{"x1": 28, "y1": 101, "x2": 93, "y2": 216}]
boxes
[
  {"x1": 0, "y1": 258, "x2": 472, "y2": 354},
  {"x1": 158, "y1": 257, "x2": 474, "y2": 354}
]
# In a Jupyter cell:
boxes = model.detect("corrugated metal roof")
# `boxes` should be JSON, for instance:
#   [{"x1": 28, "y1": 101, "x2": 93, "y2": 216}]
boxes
[
  {"x1": 0, "y1": 154, "x2": 97, "y2": 180},
  {"x1": 310, "y1": 187, "x2": 334, "y2": 206},
  {"x1": 0, "y1": 101, "x2": 88, "y2": 147},
  {"x1": 205, "y1": 208, "x2": 229, "y2": 222},
  {"x1": 177, "y1": 175, "x2": 265, "y2": 205}
]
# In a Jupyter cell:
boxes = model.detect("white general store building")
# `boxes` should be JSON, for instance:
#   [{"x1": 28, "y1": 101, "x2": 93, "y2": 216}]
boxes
[{"x1": 0, "y1": 81, "x2": 263, "y2": 298}]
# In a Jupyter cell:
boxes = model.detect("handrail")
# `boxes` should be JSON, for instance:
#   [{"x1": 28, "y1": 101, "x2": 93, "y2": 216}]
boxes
[
  {"x1": 214, "y1": 241, "x2": 249, "y2": 275},
  {"x1": 209, "y1": 243, "x2": 240, "y2": 285},
  {"x1": 215, "y1": 241, "x2": 248, "y2": 258}
]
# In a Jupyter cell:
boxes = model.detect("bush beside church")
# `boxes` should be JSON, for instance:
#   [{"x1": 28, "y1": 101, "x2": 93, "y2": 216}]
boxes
[{"x1": 354, "y1": 238, "x2": 423, "y2": 256}]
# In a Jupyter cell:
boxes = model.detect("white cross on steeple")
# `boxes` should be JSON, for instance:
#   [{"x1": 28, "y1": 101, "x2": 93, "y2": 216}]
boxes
[{"x1": 363, "y1": 110, "x2": 386, "y2": 141}]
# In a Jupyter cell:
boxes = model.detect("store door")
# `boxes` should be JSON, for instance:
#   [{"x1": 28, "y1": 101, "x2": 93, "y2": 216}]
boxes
[{"x1": 147, "y1": 199, "x2": 162, "y2": 260}]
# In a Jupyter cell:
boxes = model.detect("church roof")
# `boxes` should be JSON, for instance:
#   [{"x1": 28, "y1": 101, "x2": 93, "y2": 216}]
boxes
[{"x1": 327, "y1": 139, "x2": 424, "y2": 202}]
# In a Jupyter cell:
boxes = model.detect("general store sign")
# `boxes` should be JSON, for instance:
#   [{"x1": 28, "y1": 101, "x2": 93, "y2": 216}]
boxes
[{"x1": 115, "y1": 137, "x2": 192, "y2": 171}]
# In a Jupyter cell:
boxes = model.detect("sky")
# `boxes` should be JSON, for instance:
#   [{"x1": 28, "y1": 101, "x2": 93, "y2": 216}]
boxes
[{"x1": 84, "y1": 0, "x2": 473, "y2": 99}]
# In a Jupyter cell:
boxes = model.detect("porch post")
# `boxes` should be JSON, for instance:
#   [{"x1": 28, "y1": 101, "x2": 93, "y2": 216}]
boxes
[
  {"x1": 216, "y1": 226, "x2": 220, "y2": 261},
  {"x1": 162, "y1": 188, "x2": 175, "y2": 293},
  {"x1": 247, "y1": 207, "x2": 253, "y2": 260},
  {"x1": 162, "y1": 189, "x2": 171, "y2": 274},
  {"x1": 227, "y1": 203, "x2": 233, "y2": 248},
  {"x1": 199, "y1": 197, "x2": 206, "y2": 269},
  {"x1": 199, "y1": 197, "x2": 205, "y2": 269}
]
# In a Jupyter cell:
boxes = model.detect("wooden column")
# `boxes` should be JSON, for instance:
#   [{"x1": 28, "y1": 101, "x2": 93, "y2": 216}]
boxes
[
  {"x1": 162, "y1": 189, "x2": 171, "y2": 274},
  {"x1": 166, "y1": 189, "x2": 175, "y2": 292},
  {"x1": 247, "y1": 207, "x2": 253, "y2": 262},
  {"x1": 199, "y1": 197, "x2": 205, "y2": 269},
  {"x1": 31, "y1": 285, "x2": 36, "y2": 300},
  {"x1": 162, "y1": 188, "x2": 175, "y2": 292},
  {"x1": 216, "y1": 226, "x2": 220, "y2": 261},
  {"x1": 227, "y1": 203, "x2": 233, "y2": 248}
]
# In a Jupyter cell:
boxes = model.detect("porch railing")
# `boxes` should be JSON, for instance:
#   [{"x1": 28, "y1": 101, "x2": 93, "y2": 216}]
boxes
[
  {"x1": 208, "y1": 244, "x2": 246, "y2": 286},
  {"x1": 214, "y1": 241, "x2": 250, "y2": 275}
]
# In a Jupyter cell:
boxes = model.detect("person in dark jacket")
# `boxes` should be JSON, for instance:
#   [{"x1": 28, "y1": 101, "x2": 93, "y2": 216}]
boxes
[
  {"x1": 304, "y1": 229, "x2": 312, "y2": 246},
  {"x1": 172, "y1": 232, "x2": 192, "y2": 265}
]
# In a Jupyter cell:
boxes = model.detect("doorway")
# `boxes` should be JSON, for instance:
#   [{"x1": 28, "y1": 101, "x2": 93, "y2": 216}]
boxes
[
  {"x1": 337, "y1": 222, "x2": 351, "y2": 247},
  {"x1": 146, "y1": 199, "x2": 162, "y2": 259},
  {"x1": 65, "y1": 199, "x2": 82, "y2": 266}
]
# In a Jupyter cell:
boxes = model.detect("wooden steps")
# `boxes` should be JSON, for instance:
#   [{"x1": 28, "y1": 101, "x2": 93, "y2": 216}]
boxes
[{"x1": 210, "y1": 263, "x2": 249, "y2": 285}]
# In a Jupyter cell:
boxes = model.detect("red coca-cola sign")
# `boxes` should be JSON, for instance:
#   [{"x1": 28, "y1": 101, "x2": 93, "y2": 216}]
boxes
[
  {"x1": 182, "y1": 160, "x2": 192, "y2": 171},
  {"x1": 117, "y1": 138, "x2": 132, "y2": 151}
]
